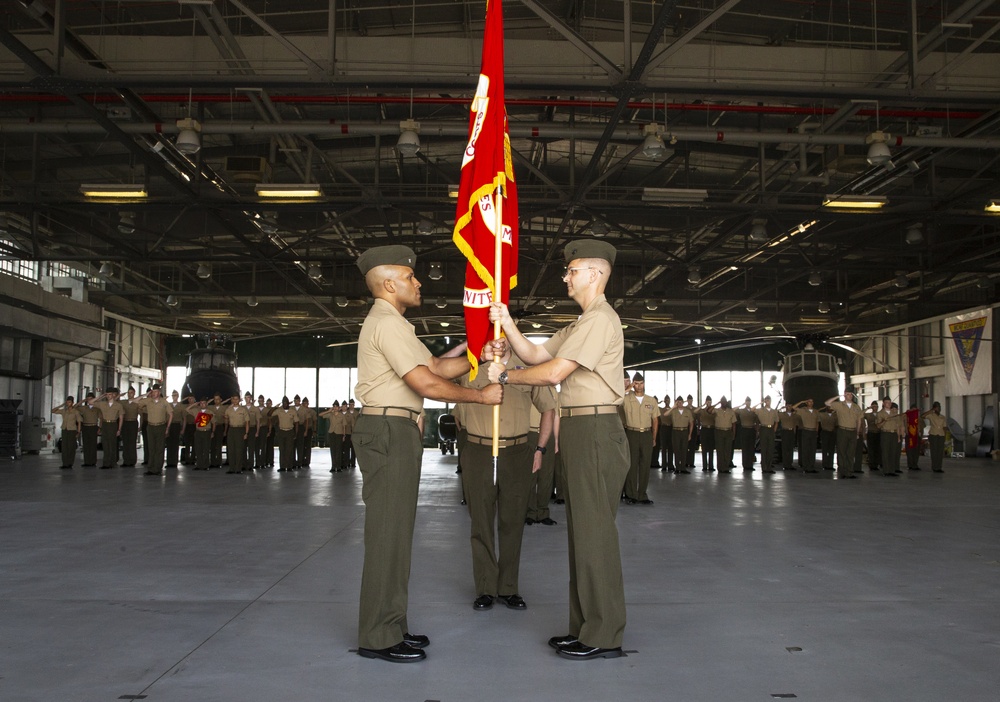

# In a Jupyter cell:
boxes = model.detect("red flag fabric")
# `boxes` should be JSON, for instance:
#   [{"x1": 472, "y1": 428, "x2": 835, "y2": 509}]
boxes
[
  {"x1": 452, "y1": 0, "x2": 518, "y2": 379},
  {"x1": 905, "y1": 407, "x2": 921, "y2": 451}
]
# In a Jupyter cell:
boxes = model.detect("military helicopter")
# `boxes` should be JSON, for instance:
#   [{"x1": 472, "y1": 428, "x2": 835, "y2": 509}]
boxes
[{"x1": 182, "y1": 341, "x2": 241, "y2": 401}]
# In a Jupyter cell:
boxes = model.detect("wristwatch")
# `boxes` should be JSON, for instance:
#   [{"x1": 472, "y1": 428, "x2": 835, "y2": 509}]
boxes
[
  {"x1": 535, "y1": 445, "x2": 547, "y2": 455},
  {"x1": 497, "y1": 370, "x2": 508, "y2": 385}
]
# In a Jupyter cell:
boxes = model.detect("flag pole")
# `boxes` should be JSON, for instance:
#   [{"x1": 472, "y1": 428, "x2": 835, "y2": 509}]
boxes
[{"x1": 492, "y1": 181, "x2": 503, "y2": 483}]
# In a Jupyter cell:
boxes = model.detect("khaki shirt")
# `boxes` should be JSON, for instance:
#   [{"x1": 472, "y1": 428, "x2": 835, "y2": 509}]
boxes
[
  {"x1": 77, "y1": 403, "x2": 101, "y2": 426},
  {"x1": 755, "y1": 407, "x2": 780, "y2": 428},
  {"x1": 273, "y1": 407, "x2": 298, "y2": 431},
  {"x1": 778, "y1": 412, "x2": 798, "y2": 431},
  {"x1": 95, "y1": 399, "x2": 123, "y2": 423},
  {"x1": 829, "y1": 400, "x2": 864, "y2": 431},
  {"x1": 187, "y1": 405, "x2": 214, "y2": 432},
  {"x1": 135, "y1": 397, "x2": 172, "y2": 425},
  {"x1": 355, "y1": 298, "x2": 433, "y2": 412},
  {"x1": 210, "y1": 403, "x2": 226, "y2": 428},
  {"x1": 343, "y1": 410, "x2": 356, "y2": 434},
  {"x1": 622, "y1": 392, "x2": 659, "y2": 431},
  {"x1": 818, "y1": 412, "x2": 836, "y2": 432},
  {"x1": 735, "y1": 407, "x2": 756, "y2": 428},
  {"x1": 796, "y1": 408, "x2": 820, "y2": 430},
  {"x1": 225, "y1": 405, "x2": 250, "y2": 428},
  {"x1": 461, "y1": 353, "x2": 557, "y2": 437},
  {"x1": 666, "y1": 407, "x2": 693, "y2": 429},
  {"x1": 879, "y1": 412, "x2": 905, "y2": 435},
  {"x1": 327, "y1": 411, "x2": 346, "y2": 435},
  {"x1": 121, "y1": 398, "x2": 142, "y2": 422},
  {"x1": 170, "y1": 401, "x2": 186, "y2": 427},
  {"x1": 299, "y1": 407, "x2": 317, "y2": 432},
  {"x1": 714, "y1": 407, "x2": 737, "y2": 432},
  {"x1": 54, "y1": 405, "x2": 82, "y2": 431},
  {"x1": 864, "y1": 411, "x2": 880, "y2": 432},
  {"x1": 528, "y1": 388, "x2": 559, "y2": 431},
  {"x1": 542, "y1": 294, "x2": 623, "y2": 407},
  {"x1": 926, "y1": 413, "x2": 947, "y2": 436},
  {"x1": 696, "y1": 407, "x2": 716, "y2": 428}
]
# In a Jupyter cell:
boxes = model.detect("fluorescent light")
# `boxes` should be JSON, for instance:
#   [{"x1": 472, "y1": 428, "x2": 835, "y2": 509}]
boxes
[
  {"x1": 985, "y1": 200, "x2": 1000, "y2": 213},
  {"x1": 642, "y1": 187, "x2": 708, "y2": 204},
  {"x1": 197, "y1": 309, "x2": 231, "y2": 318},
  {"x1": 80, "y1": 184, "x2": 147, "y2": 198},
  {"x1": 822, "y1": 194, "x2": 887, "y2": 209},
  {"x1": 275, "y1": 310, "x2": 310, "y2": 318},
  {"x1": 447, "y1": 185, "x2": 460, "y2": 198},
  {"x1": 255, "y1": 183, "x2": 323, "y2": 198}
]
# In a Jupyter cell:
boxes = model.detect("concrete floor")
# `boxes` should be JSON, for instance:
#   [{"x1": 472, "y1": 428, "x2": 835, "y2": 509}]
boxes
[{"x1": 1, "y1": 447, "x2": 999, "y2": 702}]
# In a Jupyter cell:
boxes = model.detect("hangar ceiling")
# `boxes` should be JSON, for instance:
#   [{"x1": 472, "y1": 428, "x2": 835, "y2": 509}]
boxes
[{"x1": 1, "y1": 0, "x2": 998, "y2": 354}]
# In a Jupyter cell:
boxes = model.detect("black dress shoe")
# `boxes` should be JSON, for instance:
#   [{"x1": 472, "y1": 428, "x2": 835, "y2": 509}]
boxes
[
  {"x1": 639, "y1": 499, "x2": 654, "y2": 505},
  {"x1": 497, "y1": 594, "x2": 527, "y2": 610},
  {"x1": 933, "y1": 469, "x2": 944, "y2": 473},
  {"x1": 538, "y1": 517, "x2": 557, "y2": 525},
  {"x1": 402, "y1": 632, "x2": 429, "y2": 649},
  {"x1": 554, "y1": 498, "x2": 565, "y2": 505},
  {"x1": 548, "y1": 634, "x2": 578, "y2": 649},
  {"x1": 60, "y1": 466, "x2": 72, "y2": 470},
  {"x1": 718, "y1": 470, "x2": 731, "y2": 474},
  {"x1": 144, "y1": 471, "x2": 162, "y2": 476},
  {"x1": 473, "y1": 595, "x2": 494, "y2": 611},
  {"x1": 525, "y1": 518, "x2": 535, "y2": 525},
  {"x1": 678, "y1": 469, "x2": 691, "y2": 474},
  {"x1": 357, "y1": 642, "x2": 426, "y2": 663},
  {"x1": 556, "y1": 641, "x2": 625, "y2": 660},
  {"x1": 884, "y1": 472, "x2": 899, "y2": 477},
  {"x1": 623, "y1": 497, "x2": 637, "y2": 505}
]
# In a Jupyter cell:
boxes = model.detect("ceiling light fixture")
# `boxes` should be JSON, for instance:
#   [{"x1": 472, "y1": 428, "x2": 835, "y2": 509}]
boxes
[
  {"x1": 175, "y1": 117, "x2": 201, "y2": 155},
  {"x1": 866, "y1": 130, "x2": 893, "y2": 166},
  {"x1": 822, "y1": 194, "x2": 887, "y2": 209},
  {"x1": 745, "y1": 301, "x2": 758, "y2": 313},
  {"x1": 98, "y1": 262, "x2": 114, "y2": 278},
  {"x1": 808, "y1": 271, "x2": 822, "y2": 286},
  {"x1": 334, "y1": 296, "x2": 348, "y2": 308},
  {"x1": 985, "y1": 200, "x2": 1000, "y2": 213},
  {"x1": 80, "y1": 184, "x2": 147, "y2": 199},
  {"x1": 246, "y1": 295, "x2": 259, "y2": 308},
  {"x1": 427, "y1": 262, "x2": 444, "y2": 281},
  {"x1": 687, "y1": 266, "x2": 702, "y2": 285},
  {"x1": 117, "y1": 213, "x2": 135, "y2": 234},
  {"x1": 590, "y1": 221, "x2": 610, "y2": 237},
  {"x1": 255, "y1": 183, "x2": 323, "y2": 198},
  {"x1": 397, "y1": 119, "x2": 421, "y2": 157},
  {"x1": 542, "y1": 299, "x2": 557, "y2": 310},
  {"x1": 165, "y1": 294, "x2": 179, "y2": 307},
  {"x1": 435, "y1": 297, "x2": 448, "y2": 309},
  {"x1": 642, "y1": 187, "x2": 708, "y2": 205},
  {"x1": 894, "y1": 273, "x2": 908, "y2": 288},
  {"x1": 645, "y1": 300, "x2": 658, "y2": 311},
  {"x1": 749, "y1": 218, "x2": 767, "y2": 242},
  {"x1": 307, "y1": 264, "x2": 323, "y2": 280},
  {"x1": 818, "y1": 301, "x2": 831, "y2": 313},
  {"x1": 196, "y1": 263, "x2": 212, "y2": 279},
  {"x1": 641, "y1": 124, "x2": 668, "y2": 159},
  {"x1": 417, "y1": 220, "x2": 434, "y2": 235},
  {"x1": 905, "y1": 224, "x2": 924, "y2": 245}
]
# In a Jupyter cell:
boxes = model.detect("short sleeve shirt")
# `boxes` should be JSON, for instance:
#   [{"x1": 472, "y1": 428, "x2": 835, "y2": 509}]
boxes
[
  {"x1": 829, "y1": 401, "x2": 864, "y2": 431},
  {"x1": 96, "y1": 399, "x2": 123, "y2": 423},
  {"x1": 135, "y1": 397, "x2": 172, "y2": 424},
  {"x1": 696, "y1": 407, "x2": 716, "y2": 428},
  {"x1": 778, "y1": 412, "x2": 798, "y2": 431},
  {"x1": 528, "y1": 386, "x2": 558, "y2": 431},
  {"x1": 926, "y1": 413, "x2": 947, "y2": 436},
  {"x1": 460, "y1": 353, "x2": 538, "y2": 437},
  {"x1": 755, "y1": 407, "x2": 780, "y2": 428},
  {"x1": 796, "y1": 408, "x2": 819, "y2": 430},
  {"x1": 355, "y1": 298, "x2": 433, "y2": 412},
  {"x1": 542, "y1": 294, "x2": 624, "y2": 407},
  {"x1": 54, "y1": 406, "x2": 82, "y2": 431},
  {"x1": 623, "y1": 392, "x2": 659, "y2": 430},
  {"x1": 714, "y1": 407, "x2": 736, "y2": 432}
]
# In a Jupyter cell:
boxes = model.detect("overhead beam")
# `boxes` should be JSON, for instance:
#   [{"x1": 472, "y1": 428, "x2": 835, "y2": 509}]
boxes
[{"x1": 517, "y1": 0, "x2": 622, "y2": 80}]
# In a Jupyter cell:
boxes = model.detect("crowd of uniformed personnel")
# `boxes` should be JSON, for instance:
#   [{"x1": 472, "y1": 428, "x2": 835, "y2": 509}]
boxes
[{"x1": 52, "y1": 387, "x2": 361, "y2": 475}]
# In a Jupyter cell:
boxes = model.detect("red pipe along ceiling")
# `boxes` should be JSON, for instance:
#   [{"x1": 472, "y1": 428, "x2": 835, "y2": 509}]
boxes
[{"x1": 0, "y1": 93, "x2": 985, "y2": 121}]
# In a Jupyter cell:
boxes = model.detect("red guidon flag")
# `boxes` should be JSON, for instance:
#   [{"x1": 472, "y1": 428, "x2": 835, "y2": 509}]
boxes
[{"x1": 452, "y1": 0, "x2": 518, "y2": 380}]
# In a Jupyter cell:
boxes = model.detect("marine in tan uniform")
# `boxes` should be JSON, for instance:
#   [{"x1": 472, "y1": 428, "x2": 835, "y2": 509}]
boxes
[
  {"x1": 120, "y1": 388, "x2": 142, "y2": 467},
  {"x1": 223, "y1": 393, "x2": 250, "y2": 474},
  {"x1": 877, "y1": 400, "x2": 904, "y2": 475},
  {"x1": 135, "y1": 384, "x2": 173, "y2": 475},
  {"x1": 713, "y1": 398, "x2": 737, "y2": 473},
  {"x1": 343, "y1": 399, "x2": 358, "y2": 468},
  {"x1": 487, "y1": 239, "x2": 629, "y2": 661},
  {"x1": 664, "y1": 397, "x2": 695, "y2": 475},
  {"x1": 825, "y1": 389, "x2": 865, "y2": 479},
  {"x1": 320, "y1": 401, "x2": 345, "y2": 472},
  {"x1": 923, "y1": 402, "x2": 948, "y2": 473},
  {"x1": 793, "y1": 399, "x2": 821, "y2": 472},
  {"x1": 460, "y1": 349, "x2": 556, "y2": 611},
  {"x1": 52, "y1": 396, "x2": 82, "y2": 469},
  {"x1": 865, "y1": 401, "x2": 881, "y2": 472},
  {"x1": 526, "y1": 390, "x2": 558, "y2": 524},
  {"x1": 353, "y1": 244, "x2": 502, "y2": 663},
  {"x1": 166, "y1": 390, "x2": 185, "y2": 468},
  {"x1": 186, "y1": 399, "x2": 215, "y2": 470},
  {"x1": 76, "y1": 393, "x2": 101, "y2": 466},
  {"x1": 95, "y1": 388, "x2": 124, "y2": 469},
  {"x1": 298, "y1": 398, "x2": 317, "y2": 467},
  {"x1": 817, "y1": 407, "x2": 837, "y2": 470},
  {"x1": 755, "y1": 397, "x2": 780, "y2": 474},
  {"x1": 735, "y1": 397, "x2": 758, "y2": 471},
  {"x1": 273, "y1": 397, "x2": 298, "y2": 472},
  {"x1": 622, "y1": 372, "x2": 659, "y2": 503},
  {"x1": 243, "y1": 392, "x2": 259, "y2": 471},
  {"x1": 778, "y1": 405, "x2": 798, "y2": 471},
  {"x1": 209, "y1": 393, "x2": 226, "y2": 468},
  {"x1": 697, "y1": 396, "x2": 716, "y2": 472}
]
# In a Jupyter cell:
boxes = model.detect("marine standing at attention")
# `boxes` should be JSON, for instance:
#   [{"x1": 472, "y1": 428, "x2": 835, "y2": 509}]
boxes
[
  {"x1": 352, "y1": 245, "x2": 502, "y2": 664},
  {"x1": 52, "y1": 396, "x2": 82, "y2": 470},
  {"x1": 488, "y1": 239, "x2": 629, "y2": 661}
]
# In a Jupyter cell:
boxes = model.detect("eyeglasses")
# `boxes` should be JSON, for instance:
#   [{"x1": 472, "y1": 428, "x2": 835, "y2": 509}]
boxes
[{"x1": 562, "y1": 266, "x2": 601, "y2": 277}]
